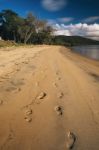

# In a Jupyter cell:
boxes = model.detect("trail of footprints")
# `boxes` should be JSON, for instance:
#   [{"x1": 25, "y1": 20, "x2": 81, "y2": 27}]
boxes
[
  {"x1": 22, "y1": 92, "x2": 46, "y2": 123},
  {"x1": 0, "y1": 68, "x2": 76, "y2": 149},
  {"x1": 54, "y1": 71, "x2": 76, "y2": 149},
  {"x1": 22, "y1": 73, "x2": 76, "y2": 149},
  {"x1": 23, "y1": 89, "x2": 76, "y2": 149}
]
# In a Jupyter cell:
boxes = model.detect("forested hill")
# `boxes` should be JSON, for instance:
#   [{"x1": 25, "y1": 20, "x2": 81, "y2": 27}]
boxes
[{"x1": 51, "y1": 36, "x2": 99, "y2": 46}]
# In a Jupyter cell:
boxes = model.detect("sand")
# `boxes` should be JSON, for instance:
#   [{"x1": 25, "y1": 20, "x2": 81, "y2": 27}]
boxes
[{"x1": 0, "y1": 45, "x2": 99, "y2": 150}]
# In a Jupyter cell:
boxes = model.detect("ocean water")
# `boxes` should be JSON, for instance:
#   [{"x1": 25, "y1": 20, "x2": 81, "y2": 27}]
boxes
[{"x1": 72, "y1": 45, "x2": 99, "y2": 60}]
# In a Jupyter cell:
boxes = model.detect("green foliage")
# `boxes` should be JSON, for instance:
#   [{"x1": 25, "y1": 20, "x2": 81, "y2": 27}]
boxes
[
  {"x1": 0, "y1": 10, "x2": 21, "y2": 41},
  {"x1": 51, "y1": 36, "x2": 99, "y2": 46},
  {"x1": 0, "y1": 9, "x2": 52, "y2": 44},
  {"x1": 0, "y1": 9, "x2": 99, "y2": 46}
]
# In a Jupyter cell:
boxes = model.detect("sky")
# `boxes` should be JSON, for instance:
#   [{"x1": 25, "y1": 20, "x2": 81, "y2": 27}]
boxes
[{"x1": 0, "y1": 0, "x2": 99, "y2": 40}]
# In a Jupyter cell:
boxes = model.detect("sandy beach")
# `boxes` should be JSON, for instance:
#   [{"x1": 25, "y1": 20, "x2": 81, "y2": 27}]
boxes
[{"x1": 0, "y1": 45, "x2": 99, "y2": 150}]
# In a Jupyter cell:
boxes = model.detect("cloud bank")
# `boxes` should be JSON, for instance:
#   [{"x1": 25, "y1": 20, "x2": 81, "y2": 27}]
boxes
[
  {"x1": 42, "y1": 0, "x2": 67, "y2": 11},
  {"x1": 53, "y1": 23, "x2": 99, "y2": 40},
  {"x1": 83, "y1": 16, "x2": 99, "y2": 23}
]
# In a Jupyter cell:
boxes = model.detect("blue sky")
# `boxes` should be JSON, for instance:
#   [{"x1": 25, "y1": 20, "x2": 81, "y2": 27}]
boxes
[
  {"x1": 0, "y1": 0, "x2": 99, "y2": 23},
  {"x1": 0, "y1": 0, "x2": 99, "y2": 40}
]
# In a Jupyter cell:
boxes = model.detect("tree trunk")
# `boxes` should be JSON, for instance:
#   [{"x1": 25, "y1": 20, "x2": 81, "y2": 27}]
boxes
[
  {"x1": 24, "y1": 31, "x2": 34, "y2": 44},
  {"x1": 13, "y1": 31, "x2": 16, "y2": 42}
]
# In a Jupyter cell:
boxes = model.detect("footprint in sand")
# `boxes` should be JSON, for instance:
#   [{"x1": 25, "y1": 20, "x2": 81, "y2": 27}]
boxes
[
  {"x1": 14, "y1": 62, "x2": 19, "y2": 65},
  {"x1": 57, "y1": 92, "x2": 64, "y2": 99},
  {"x1": 5, "y1": 86, "x2": 21, "y2": 93},
  {"x1": 24, "y1": 116, "x2": 32, "y2": 122},
  {"x1": 10, "y1": 79, "x2": 24, "y2": 86},
  {"x1": 4, "y1": 79, "x2": 25, "y2": 92},
  {"x1": 25, "y1": 108, "x2": 32, "y2": 115},
  {"x1": 57, "y1": 77, "x2": 61, "y2": 81},
  {"x1": 53, "y1": 82, "x2": 58, "y2": 88},
  {"x1": 0, "y1": 98, "x2": 7, "y2": 105},
  {"x1": 37, "y1": 92, "x2": 46, "y2": 99},
  {"x1": 54, "y1": 105, "x2": 63, "y2": 116},
  {"x1": 22, "y1": 61, "x2": 29, "y2": 64},
  {"x1": 0, "y1": 100, "x2": 3, "y2": 105},
  {"x1": 18, "y1": 88, "x2": 21, "y2": 92},
  {"x1": 35, "y1": 92, "x2": 47, "y2": 104},
  {"x1": 1, "y1": 127, "x2": 15, "y2": 150},
  {"x1": 66, "y1": 131, "x2": 76, "y2": 149},
  {"x1": 56, "y1": 71, "x2": 59, "y2": 75},
  {"x1": 16, "y1": 68, "x2": 20, "y2": 72},
  {"x1": 5, "y1": 86, "x2": 17, "y2": 92},
  {"x1": 24, "y1": 108, "x2": 33, "y2": 123}
]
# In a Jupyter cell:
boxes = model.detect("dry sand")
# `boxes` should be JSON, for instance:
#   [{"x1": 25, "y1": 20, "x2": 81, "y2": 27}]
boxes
[{"x1": 0, "y1": 45, "x2": 99, "y2": 150}]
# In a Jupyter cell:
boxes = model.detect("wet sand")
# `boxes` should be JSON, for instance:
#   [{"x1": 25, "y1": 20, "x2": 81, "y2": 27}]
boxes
[{"x1": 0, "y1": 45, "x2": 99, "y2": 150}]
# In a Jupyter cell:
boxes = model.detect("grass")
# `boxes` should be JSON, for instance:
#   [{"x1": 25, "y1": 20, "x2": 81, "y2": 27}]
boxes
[{"x1": 0, "y1": 40, "x2": 18, "y2": 48}]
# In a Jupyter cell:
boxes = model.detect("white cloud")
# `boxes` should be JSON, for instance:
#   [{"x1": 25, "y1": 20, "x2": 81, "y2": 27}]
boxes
[
  {"x1": 53, "y1": 23, "x2": 99, "y2": 40},
  {"x1": 54, "y1": 30, "x2": 71, "y2": 36},
  {"x1": 42, "y1": 0, "x2": 67, "y2": 11},
  {"x1": 58, "y1": 17, "x2": 74, "y2": 23},
  {"x1": 47, "y1": 17, "x2": 73, "y2": 27},
  {"x1": 83, "y1": 16, "x2": 99, "y2": 23}
]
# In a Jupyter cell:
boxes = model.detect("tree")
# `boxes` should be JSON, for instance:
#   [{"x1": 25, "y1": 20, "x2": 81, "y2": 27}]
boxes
[
  {"x1": 17, "y1": 12, "x2": 37, "y2": 44},
  {"x1": 0, "y1": 9, "x2": 21, "y2": 41},
  {"x1": 0, "y1": 9, "x2": 53, "y2": 44}
]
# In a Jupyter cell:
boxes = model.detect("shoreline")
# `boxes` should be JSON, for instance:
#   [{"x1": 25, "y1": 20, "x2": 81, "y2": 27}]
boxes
[{"x1": 60, "y1": 46, "x2": 99, "y2": 67}]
